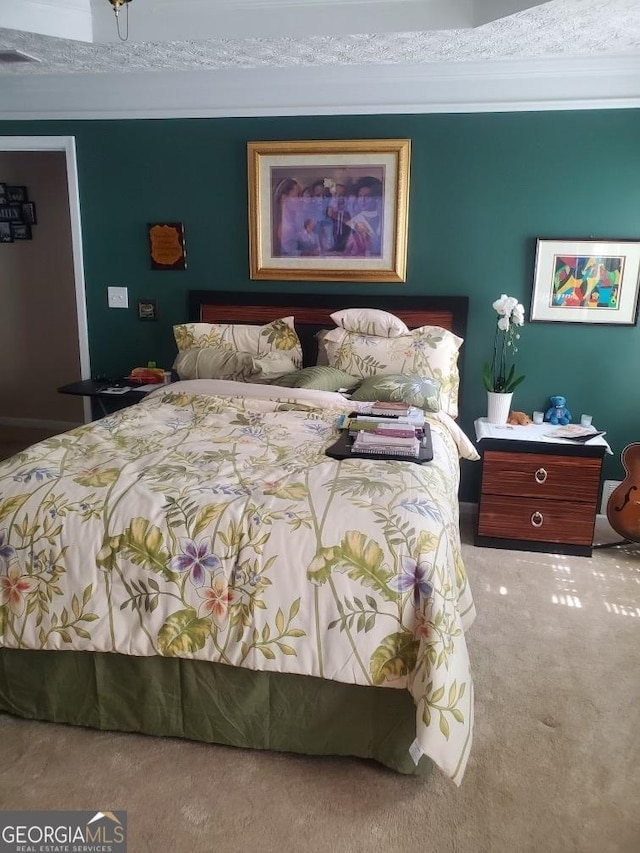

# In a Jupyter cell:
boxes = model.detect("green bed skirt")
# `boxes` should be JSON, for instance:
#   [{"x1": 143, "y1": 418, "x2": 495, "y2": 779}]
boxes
[{"x1": 0, "y1": 649, "x2": 430, "y2": 776}]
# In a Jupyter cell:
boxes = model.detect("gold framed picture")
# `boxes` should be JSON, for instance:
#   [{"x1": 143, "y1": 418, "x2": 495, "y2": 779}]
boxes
[{"x1": 247, "y1": 139, "x2": 411, "y2": 282}]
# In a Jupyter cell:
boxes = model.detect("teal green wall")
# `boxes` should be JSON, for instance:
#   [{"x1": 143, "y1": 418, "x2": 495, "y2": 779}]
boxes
[{"x1": 2, "y1": 110, "x2": 639, "y2": 496}]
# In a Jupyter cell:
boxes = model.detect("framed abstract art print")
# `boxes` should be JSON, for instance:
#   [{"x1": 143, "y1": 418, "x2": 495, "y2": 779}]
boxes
[{"x1": 531, "y1": 238, "x2": 640, "y2": 325}]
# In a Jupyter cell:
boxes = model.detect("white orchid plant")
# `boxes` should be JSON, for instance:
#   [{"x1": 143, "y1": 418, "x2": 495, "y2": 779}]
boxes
[{"x1": 483, "y1": 294, "x2": 526, "y2": 394}]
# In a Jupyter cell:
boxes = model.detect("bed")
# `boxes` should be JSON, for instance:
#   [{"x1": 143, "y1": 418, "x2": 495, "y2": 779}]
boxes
[{"x1": 0, "y1": 291, "x2": 477, "y2": 785}]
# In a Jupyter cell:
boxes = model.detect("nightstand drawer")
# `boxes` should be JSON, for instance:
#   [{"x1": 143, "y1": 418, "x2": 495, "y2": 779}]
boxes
[
  {"x1": 481, "y1": 450, "x2": 601, "y2": 503},
  {"x1": 477, "y1": 494, "x2": 597, "y2": 545}
]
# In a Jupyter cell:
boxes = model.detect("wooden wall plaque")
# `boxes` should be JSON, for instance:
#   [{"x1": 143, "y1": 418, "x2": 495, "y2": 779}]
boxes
[{"x1": 148, "y1": 222, "x2": 186, "y2": 270}]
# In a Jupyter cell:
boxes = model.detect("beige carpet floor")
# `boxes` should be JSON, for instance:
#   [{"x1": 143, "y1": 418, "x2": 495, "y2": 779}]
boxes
[{"x1": 1, "y1": 507, "x2": 639, "y2": 853}]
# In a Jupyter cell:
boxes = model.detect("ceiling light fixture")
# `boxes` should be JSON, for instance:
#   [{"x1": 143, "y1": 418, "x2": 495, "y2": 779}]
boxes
[{"x1": 107, "y1": 0, "x2": 132, "y2": 42}]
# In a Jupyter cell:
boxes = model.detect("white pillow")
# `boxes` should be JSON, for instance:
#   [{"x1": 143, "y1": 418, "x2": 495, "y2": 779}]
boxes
[{"x1": 330, "y1": 308, "x2": 409, "y2": 337}]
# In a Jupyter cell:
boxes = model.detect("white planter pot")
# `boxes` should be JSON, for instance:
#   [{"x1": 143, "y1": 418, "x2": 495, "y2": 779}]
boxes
[{"x1": 487, "y1": 391, "x2": 513, "y2": 425}]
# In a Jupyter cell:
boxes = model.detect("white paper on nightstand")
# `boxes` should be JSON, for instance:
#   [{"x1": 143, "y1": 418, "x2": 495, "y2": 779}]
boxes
[{"x1": 474, "y1": 418, "x2": 613, "y2": 454}]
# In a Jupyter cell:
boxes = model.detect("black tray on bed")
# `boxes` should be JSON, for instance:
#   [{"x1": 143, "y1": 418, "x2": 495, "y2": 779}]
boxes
[{"x1": 325, "y1": 424, "x2": 433, "y2": 465}]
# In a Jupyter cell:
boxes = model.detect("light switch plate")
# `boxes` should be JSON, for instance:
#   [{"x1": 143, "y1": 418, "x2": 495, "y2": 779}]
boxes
[{"x1": 108, "y1": 286, "x2": 129, "y2": 309}]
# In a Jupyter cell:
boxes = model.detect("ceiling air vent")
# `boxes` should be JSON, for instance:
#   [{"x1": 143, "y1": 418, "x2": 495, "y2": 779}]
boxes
[{"x1": 0, "y1": 50, "x2": 41, "y2": 64}]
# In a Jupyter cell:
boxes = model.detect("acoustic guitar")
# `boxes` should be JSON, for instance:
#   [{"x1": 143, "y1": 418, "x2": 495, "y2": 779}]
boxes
[{"x1": 606, "y1": 444, "x2": 640, "y2": 543}]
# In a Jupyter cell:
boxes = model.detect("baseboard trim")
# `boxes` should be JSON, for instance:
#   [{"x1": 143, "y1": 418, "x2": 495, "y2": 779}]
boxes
[
  {"x1": 0, "y1": 416, "x2": 81, "y2": 432},
  {"x1": 595, "y1": 512, "x2": 619, "y2": 540}
]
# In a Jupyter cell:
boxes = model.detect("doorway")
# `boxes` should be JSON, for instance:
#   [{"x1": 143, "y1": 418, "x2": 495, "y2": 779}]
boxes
[{"x1": 0, "y1": 136, "x2": 90, "y2": 458}]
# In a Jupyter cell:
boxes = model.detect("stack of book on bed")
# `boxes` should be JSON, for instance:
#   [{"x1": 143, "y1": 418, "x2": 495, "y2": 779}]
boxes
[
  {"x1": 351, "y1": 421, "x2": 421, "y2": 458},
  {"x1": 327, "y1": 409, "x2": 433, "y2": 463}
]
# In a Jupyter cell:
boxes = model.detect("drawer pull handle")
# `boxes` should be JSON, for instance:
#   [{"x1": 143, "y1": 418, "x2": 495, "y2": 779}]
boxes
[
  {"x1": 531, "y1": 511, "x2": 544, "y2": 528},
  {"x1": 534, "y1": 468, "x2": 548, "y2": 484}
]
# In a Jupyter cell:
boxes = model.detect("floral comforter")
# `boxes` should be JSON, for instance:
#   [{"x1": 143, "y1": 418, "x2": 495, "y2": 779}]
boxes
[{"x1": 0, "y1": 380, "x2": 478, "y2": 783}]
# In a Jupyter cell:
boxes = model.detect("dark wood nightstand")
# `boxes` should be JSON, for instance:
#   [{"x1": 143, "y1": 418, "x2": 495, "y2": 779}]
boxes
[
  {"x1": 58, "y1": 379, "x2": 162, "y2": 419},
  {"x1": 474, "y1": 423, "x2": 607, "y2": 557}
]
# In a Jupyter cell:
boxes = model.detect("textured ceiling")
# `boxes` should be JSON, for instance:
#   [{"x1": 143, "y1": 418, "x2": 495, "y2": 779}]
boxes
[{"x1": 0, "y1": 0, "x2": 639, "y2": 75}]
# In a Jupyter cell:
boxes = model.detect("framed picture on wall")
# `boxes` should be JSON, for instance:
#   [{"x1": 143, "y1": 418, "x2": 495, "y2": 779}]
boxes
[
  {"x1": 137, "y1": 298, "x2": 158, "y2": 320},
  {"x1": 247, "y1": 139, "x2": 411, "y2": 282},
  {"x1": 0, "y1": 204, "x2": 22, "y2": 222},
  {"x1": 0, "y1": 222, "x2": 13, "y2": 243},
  {"x1": 6, "y1": 186, "x2": 28, "y2": 203},
  {"x1": 531, "y1": 238, "x2": 640, "y2": 325},
  {"x1": 10, "y1": 222, "x2": 32, "y2": 240},
  {"x1": 148, "y1": 222, "x2": 186, "y2": 270},
  {"x1": 21, "y1": 202, "x2": 37, "y2": 225}
]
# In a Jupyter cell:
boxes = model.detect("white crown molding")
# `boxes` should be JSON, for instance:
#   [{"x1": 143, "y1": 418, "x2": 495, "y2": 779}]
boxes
[{"x1": 0, "y1": 54, "x2": 638, "y2": 120}]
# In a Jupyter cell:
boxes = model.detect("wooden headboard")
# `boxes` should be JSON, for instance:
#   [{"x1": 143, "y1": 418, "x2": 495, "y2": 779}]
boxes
[{"x1": 188, "y1": 290, "x2": 469, "y2": 368}]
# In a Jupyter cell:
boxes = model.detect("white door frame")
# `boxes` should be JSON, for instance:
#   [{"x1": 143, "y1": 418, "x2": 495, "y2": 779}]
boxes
[{"x1": 0, "y1": 135, "x2": 91, "y2": 422}]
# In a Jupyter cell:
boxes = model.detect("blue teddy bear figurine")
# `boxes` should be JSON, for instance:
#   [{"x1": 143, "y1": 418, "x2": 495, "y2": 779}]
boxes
[{"x1": 544, "y1": 395, "x2": 572, "y2": 425}]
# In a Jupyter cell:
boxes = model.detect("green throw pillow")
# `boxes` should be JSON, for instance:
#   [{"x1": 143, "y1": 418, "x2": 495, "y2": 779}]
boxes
[
  {"x1": 350, "y1": 374, "x2": 441, "y2": 412},
  {"x1": 271, "y1": 366, "x2": 360, "y2": 392}
]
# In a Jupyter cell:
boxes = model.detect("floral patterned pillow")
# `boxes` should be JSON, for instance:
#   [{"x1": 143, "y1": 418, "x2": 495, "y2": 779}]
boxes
[
  {"x1": 271, "y1": 366, "x2": 360, "y2": 391},
  {"x1": 250, "y1": 352, "x2": 299, "y2": 383},
  {"x1": 173, "y1": 349, "x2": 255, "y2": 381},
  {"x1": 173, "y1": 348, "x2": 297, "y2": 382},
  {"x1": 321, "y1": 325, "x2": 463, "y2": 417},
  {"x1": 350, "y1": 374, "x2": 441, "y2": 412},
  {"x1": 173, "y1": 317, "x2": 303, "y2": 368}
]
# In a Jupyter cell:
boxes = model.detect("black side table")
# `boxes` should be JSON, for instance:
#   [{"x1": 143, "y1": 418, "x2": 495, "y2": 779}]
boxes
[{"x1": 58, "y1": 379, "x2": 162, "y2": 419}]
